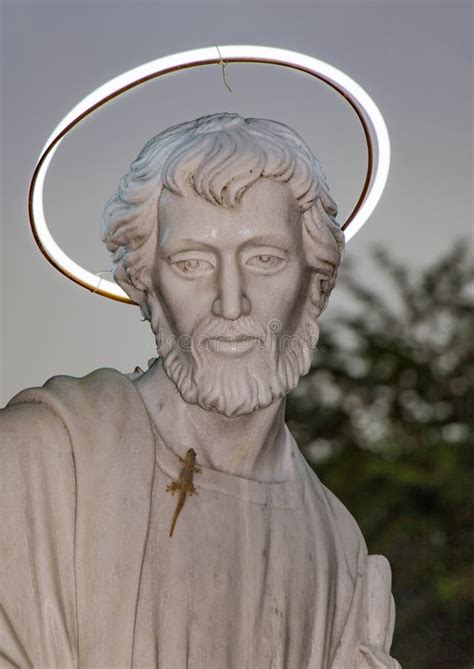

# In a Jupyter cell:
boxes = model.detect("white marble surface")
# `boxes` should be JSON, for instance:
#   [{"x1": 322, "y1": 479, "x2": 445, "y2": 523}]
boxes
[{"x1": 0, "y1": 114, "x2": 400, "y2": 667}]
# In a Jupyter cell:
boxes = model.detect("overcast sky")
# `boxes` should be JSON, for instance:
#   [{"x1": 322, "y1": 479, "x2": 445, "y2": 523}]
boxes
[{"x1": 1, "y1": 0, "x2": 472, "y2": 405}]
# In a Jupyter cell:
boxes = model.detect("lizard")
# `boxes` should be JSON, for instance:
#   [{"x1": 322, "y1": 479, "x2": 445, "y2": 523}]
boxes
[{"x1": 166, "y1": 448, "x2": 200, "y2": 537}]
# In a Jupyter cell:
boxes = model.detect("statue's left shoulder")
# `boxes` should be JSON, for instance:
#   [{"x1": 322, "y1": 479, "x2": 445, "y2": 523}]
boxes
[{"x1": 318, "y1": 480, "x2": 368, "y2": 573}]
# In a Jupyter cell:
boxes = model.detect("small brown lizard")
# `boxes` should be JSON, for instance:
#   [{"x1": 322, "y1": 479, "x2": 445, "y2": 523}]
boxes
[{"x1": 166, "y1": 448, "x2": 200, "y2": 537}]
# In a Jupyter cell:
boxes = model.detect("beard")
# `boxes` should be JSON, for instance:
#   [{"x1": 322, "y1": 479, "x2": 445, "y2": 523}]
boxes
[{"x1": 153, "y1": 299, "x2": 320, "y2": 418}]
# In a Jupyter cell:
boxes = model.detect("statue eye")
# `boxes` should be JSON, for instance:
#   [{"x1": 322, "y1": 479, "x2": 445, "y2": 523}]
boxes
[
  {"x1": 173, "y1": 259, "x2": 214, "y2": 275},
  {"x1": 245, "y1": 255, "x2": 286, "y2": 271}
]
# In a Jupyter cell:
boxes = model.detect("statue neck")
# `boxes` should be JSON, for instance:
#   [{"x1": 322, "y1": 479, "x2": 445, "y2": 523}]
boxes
[{"x1": 134, "y1": 359, "x2": 290, "y2": 482}]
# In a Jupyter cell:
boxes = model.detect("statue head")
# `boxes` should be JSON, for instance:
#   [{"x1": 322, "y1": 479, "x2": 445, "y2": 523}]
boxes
[{"x1": 102, "y1": 113, "x2": 344, "y2": 416}]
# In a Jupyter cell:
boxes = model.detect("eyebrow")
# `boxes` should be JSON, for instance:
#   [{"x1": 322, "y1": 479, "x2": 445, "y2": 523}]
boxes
[
  {"x1": 241, "y1": 234, "x2": 293, "y2": 249},
  {"x1": 159, "y1": 239, "x2": 217, "y2": 255},
  {"x1": 160, "y1": 234, "x2": 293, "y2": 255}
]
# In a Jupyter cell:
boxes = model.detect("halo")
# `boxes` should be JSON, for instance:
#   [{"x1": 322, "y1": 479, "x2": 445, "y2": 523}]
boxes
[{"x1": 29, "y1": 45, "x2": 391, "y2": 304}]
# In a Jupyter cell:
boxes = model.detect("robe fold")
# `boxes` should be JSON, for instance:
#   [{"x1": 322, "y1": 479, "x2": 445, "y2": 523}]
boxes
[{"x1": 0, "y1": 369, "x2": 399, "y2": 668}]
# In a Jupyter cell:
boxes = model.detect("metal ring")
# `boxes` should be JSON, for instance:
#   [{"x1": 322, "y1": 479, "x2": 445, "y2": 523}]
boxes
[{"x1": 28, "y1": 45, "x2": 390, "y2": 304}]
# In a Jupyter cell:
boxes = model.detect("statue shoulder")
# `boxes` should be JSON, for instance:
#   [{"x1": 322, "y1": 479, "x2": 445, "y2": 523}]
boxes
[
  {"x1": 319, "y1": 480, "x2": 369, "y2": 572},
  {"x1": 6, "y1": 366, "x2": 131, "y2": 412},
  {"x1": 0, "y1": 377, "x2": 79, "y2": 521},
  {"x1": 0, "y1": 365, "x2": 154, "y2": 506},
  {"x1": 1, "y1": 367, "x2": 139, "y2": 458},
  {"x1": 322, "y1": 482, "x2": 365, "y2": 535}
]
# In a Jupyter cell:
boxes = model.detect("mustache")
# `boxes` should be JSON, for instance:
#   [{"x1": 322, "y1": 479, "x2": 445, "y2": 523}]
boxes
[{"x1": 191, "y1": 314, "x2": 268, "y2": 341}]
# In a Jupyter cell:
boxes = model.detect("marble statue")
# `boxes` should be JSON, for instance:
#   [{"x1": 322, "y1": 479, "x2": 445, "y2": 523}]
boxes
[{"x1": 0, "y1": 113, "x2": 400, "y2": 668}]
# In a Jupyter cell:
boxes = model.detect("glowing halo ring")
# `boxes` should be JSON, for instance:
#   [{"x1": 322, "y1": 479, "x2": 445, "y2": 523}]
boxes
[{"x1": 29, "y1": 45, "x2": 391, "y2": 304}]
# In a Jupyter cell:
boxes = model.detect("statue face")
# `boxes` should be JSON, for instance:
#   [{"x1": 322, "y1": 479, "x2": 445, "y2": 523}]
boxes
[{"x1": 149, "y1": 179, "x2": 320, "y2": 416}]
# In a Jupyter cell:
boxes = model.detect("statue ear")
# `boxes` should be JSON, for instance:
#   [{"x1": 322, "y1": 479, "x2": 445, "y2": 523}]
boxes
[{"x1": 309, "y1": 272, "x2": 334, "y2": 315}]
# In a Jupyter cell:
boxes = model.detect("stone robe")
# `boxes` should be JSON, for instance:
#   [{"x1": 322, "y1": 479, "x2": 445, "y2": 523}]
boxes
[{"x1": 0, "y1": 369, "x2": 399, "y2": 668}]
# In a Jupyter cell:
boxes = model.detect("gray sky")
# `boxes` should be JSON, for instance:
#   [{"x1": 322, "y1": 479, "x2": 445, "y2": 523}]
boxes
[{"x1": 1, "y1": 0, "x2": 472, "y2": 405}]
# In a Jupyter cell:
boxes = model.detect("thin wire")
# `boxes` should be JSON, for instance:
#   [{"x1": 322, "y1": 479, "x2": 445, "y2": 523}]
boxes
[
  {"x1": 215, "y1": 45, "x2": 233, "y2": 93},
  {"x1": 91, "y1": 270, "x2": 113, "y2": 294}
]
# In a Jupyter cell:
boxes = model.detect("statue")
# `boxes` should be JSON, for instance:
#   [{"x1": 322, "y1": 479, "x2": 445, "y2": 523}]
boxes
[{"x1": 0, "y1": 113, "x2": 400, "y2": 668}]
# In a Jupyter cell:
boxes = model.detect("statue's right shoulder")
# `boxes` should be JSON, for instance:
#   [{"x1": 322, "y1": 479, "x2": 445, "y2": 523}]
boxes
[
  {"x1": 0, "y1": 378, "x2": 78, "y2": 512},
  {"x1": 5, "y1": 366, "x2": 130, "y2": 411},
  {"x1": 0, "y1": 365, "x2": 156, "y2": 502},
  {"x1": 1, "y1": 367, "x2": 133, "y2": 454}
]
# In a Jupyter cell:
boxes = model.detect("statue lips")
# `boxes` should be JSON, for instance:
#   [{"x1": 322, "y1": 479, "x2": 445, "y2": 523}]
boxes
[{"x1": 206, "y1": 335, "x2": 262, "y2": 355}]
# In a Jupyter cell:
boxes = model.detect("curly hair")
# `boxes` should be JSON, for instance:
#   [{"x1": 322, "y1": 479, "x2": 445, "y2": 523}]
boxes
[{"x1": 102, "y1": 113, "x2": 345, "y2": 313}]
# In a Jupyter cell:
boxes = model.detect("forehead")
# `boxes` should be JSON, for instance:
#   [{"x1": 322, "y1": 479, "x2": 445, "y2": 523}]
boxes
[{"x1": 158, "y1": 179, "x2": 301, "y2": 251}]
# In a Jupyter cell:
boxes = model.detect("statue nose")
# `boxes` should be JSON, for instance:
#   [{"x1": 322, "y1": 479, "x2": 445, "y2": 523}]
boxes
[
  {"x1": 212, "y1": 294, "x2": 251, "y2": 320},
  {"x1": 212, "y1": 258, "x2": 251, "y2": 320}
]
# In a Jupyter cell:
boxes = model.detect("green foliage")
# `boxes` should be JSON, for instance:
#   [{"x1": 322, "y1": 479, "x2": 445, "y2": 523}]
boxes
[{"x1": 286, "y1": 243, "x2": 474, "y2": 669}]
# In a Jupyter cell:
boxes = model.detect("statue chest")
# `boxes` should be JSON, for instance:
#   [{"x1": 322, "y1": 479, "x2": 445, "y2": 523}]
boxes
[{"x1": 132, "y1": 459, "x2": 339, "y2": 669}]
